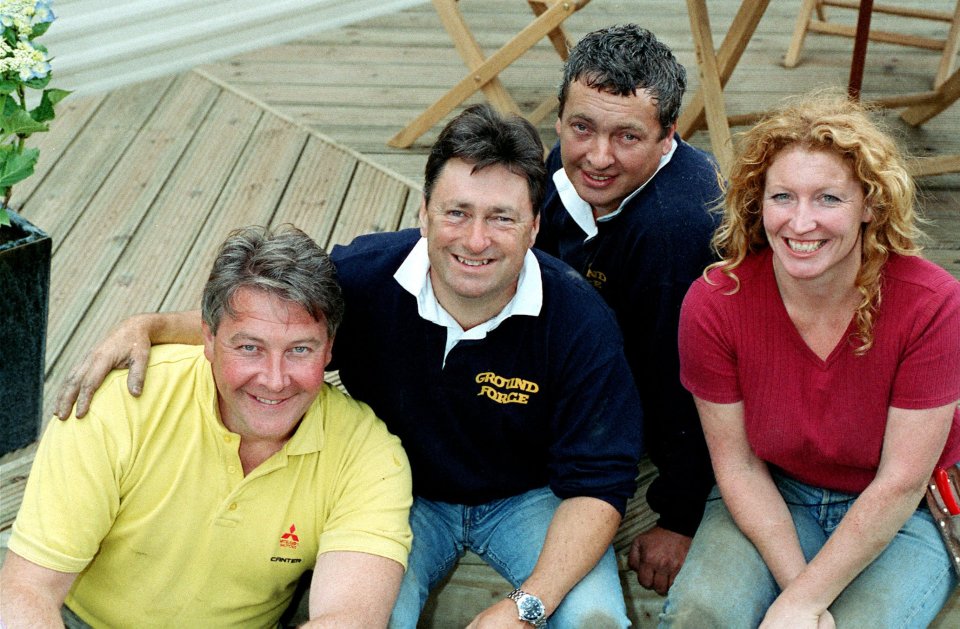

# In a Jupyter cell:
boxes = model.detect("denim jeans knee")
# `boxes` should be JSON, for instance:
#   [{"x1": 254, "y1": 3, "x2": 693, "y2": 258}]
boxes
[
  {"x1": 389, "y1": 498, "x2": 464, "y2": 629},
  {"x1": 660, "y1": 487, "x2": 776, "y2": 629},
  {"x1": 474, "y1": 487, "x2": 629, "y2": 628},
  {"x1": 662, "y1": 477, "x2": 959, "y2": 628},
  {"x1": 390, "y1": 488, "x2": 629, "y2": 629}
]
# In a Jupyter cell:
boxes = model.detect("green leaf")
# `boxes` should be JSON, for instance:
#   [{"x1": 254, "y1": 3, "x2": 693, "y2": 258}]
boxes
[
  {"x1": 0, "y1": 147, "x2": 38, "y2": 189},
  {"x1": 0, "y1": 80, "x2": 18, "y2": 95},
  {"x1": 30, "y1": 88, "x2": 70, "y2": 123},
  {"x1": 2, "y1": 28, "x2": 16, "y2": 47},
  {"x1": 45, "y1": 88, "x2": 70, "y2": 107},
  {"x1": 0, "y1": 206, "x2": 10, "y2": 228},
  {"x1": 30, "y1": 22, "x2": 51, "y2": 38},
  {"x1": 0, "y1": 105, "x2": 48, "y2": 136},
  {"x1": 24, "y1": 74, "x2": 51, "y2": 91}
]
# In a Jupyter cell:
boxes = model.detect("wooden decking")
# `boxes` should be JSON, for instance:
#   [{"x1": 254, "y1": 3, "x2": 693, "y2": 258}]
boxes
[{"x1": 2, "y1": 0, "x2": 960, "y2": 624}]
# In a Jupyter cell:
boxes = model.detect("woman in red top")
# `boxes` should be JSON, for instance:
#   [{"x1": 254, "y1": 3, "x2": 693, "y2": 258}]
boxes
[{"x1": 661, "y1": 93, "x2": 960, "y2": 628}]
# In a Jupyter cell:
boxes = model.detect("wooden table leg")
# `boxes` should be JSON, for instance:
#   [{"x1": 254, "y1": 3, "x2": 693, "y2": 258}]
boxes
[
  {"x1": 432, "y1": 0, "x2": 519, "y2": 116},
  {"x1": 387, "y1": 0, "x2": 584, "y2": 149},
  {"x1": 677, "y1": 0, "x2": 771, "y2": 140},
  {"x1": 685, "y1": 0, "x2": 734, "y2": 175}
]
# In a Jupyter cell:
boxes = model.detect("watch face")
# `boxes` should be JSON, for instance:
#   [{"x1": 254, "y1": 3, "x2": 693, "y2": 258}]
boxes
[{"x1": 519, "y1": 595, "x2": 545, "y2": 621}]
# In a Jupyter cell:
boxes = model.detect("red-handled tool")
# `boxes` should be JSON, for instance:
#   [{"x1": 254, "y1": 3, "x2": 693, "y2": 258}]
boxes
[{"x1": 935, "y1": 467, "x2": 960, "y2": 516}]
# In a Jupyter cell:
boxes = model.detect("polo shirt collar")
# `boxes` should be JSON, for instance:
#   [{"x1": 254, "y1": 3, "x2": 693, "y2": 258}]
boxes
[
  {"x1": 394, "y1": 237, "x2": 542, "y2": 363},
  {"x1": 553, "y1": 136, "x2": 678, "y2": 241}
]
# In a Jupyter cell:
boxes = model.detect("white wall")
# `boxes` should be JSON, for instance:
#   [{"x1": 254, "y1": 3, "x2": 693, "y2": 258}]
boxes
[{"x1": 43, "y1": 0, "x2": 427, "y2": 95}]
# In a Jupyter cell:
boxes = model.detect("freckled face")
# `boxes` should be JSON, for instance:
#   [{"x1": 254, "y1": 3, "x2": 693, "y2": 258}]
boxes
[
  {"x1": 762, "y1": 145, "x2": 872, "y2": 288},
  {"x1": 419, "y1": 158, "x2": 539, "y2": 322},
  {"x1": 556, "y1": 80, "x2": 675, "y2": 217},
  {"x1": 203, "y1": 287, "x2": 332, "y2": 444}
]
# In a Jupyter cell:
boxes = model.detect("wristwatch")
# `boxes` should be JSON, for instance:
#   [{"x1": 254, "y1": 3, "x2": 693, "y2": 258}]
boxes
[{"x1": 506, "y1": 588, "x2": 547, "y2": 628}]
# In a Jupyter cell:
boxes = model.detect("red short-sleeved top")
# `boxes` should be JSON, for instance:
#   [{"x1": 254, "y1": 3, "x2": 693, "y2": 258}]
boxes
[{"x1": 680, "y1": 249, "x2": 960, "y2": 493}]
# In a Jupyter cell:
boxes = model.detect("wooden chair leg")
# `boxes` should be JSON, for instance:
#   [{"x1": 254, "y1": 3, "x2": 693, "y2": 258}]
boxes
[
  {"x1": 901, "y1": 64, "x2": 960, "y2": 126},
  {"x1": 784, "y1": 0, "x2": 822, "y2": 68},
  {"x1": 935, "y1": 1, "x2": 960, "y2": 88},
  {"x1": 528, "y1": 0, "x2": 573, "y2": 60},
  {"x1": 387, "y1": 0, "x2": 585, "y2": 148},
  {"x1": 685, "y1": 0, "x2": 734, "y2": 176},
  {"x1": 432, "y1": 0, "x2": 519, "y2": 116},
  {"x1": 677, "y1": 0, "x2": 771, "y2": 139}
]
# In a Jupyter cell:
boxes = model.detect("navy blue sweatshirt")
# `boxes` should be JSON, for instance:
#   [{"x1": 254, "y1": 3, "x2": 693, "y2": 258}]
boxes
[
  {"x1": 329, "y1": 229, "x2": 643, "y2": 515},
  {"x1": 535, "y1": 139, "x2": 721, "y2": 535}
]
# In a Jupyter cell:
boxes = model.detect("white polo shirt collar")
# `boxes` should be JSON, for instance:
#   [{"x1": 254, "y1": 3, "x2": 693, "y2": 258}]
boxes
[
  {"x1": 553, "y1": 136, "x2": 678, "y2": 241},
  {"x1": 394, "y1": 237, "x2": 543, "y2": 363}
]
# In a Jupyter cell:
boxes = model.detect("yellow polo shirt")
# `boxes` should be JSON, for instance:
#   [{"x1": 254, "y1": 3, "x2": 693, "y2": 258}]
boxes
[{"x1": 10, "y1": 344, "x2": 412, "y2": 628}]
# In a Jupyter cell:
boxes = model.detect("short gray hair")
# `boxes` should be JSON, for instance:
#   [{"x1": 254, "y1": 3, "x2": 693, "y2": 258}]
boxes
[
  {"x1": 559, "y1": 24, "x2": 686, "y2": 139},
  {"x1": 201, "y1": 225, "x2": 344, "y2": 337}
]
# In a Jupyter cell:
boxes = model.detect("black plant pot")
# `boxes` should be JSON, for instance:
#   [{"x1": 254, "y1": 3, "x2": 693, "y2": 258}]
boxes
[{"x1": 0, "y1": 209, "x2": 51, "y2": 456}]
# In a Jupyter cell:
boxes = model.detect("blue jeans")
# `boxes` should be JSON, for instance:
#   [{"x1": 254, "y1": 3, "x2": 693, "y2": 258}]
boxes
[
  {"x1": 661, "y1": 475, "x2": 957, "y2": 628},
  {"x1": 389, "y1": 486, "x2": 629, "y2": 629}
]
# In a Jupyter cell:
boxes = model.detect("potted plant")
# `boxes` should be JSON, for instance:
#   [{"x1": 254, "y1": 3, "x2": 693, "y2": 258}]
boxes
[{"x1": 0, "y1": 0, "x2": 68, "y2": 456}]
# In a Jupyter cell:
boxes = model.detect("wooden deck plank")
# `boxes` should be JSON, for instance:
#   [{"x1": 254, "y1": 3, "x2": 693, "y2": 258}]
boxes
[
  {"x1": 160, "y1": 115, "x2": 310, "y2": 314},
  {"x1": 0, "y1": 443, "x2": 36, "y2": 532},
  {"x1": 43, "y1": 73, "x2": 223, "y2": 379},
  {"x1": 14, "y1": 94, "x2": 107, "y2": 208},
  {"x1": 327, "y1": 162, "x2": 413, "y2": 247},
  {"x1": 270, "y1": 135, "x2": 360, "y2": 246},
  {"x1": 399, "y1": 187, "x2": 423, "y2": 230},
  {"x1": 20, "y1": 77, "x2": 177, "y2": 252}
]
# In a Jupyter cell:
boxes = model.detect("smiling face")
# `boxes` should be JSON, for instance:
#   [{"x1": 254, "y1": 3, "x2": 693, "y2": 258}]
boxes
[
  {"x1": 762, "y1": 145, "x2": 872, "y2": 289},
  {"x1": 203, "y1": 286, "x2": 332, "y2": 446},
  {"x1": 556, "y1": 80, "x2": 675, "y2": 217},
  {"x1": 419, "y1": 157, "x2": 539, "y2": 329}
]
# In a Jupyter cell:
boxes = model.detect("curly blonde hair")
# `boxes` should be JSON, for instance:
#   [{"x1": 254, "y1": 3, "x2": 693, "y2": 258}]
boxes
[{"x1": 710, "y1": 92, "x2": 924, "y2": 353}]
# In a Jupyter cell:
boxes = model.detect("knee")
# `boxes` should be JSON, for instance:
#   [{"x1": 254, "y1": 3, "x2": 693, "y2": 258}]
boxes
[
  {"x1": 659, "y1": 567, "x2": 769, "y2": 629},
  {"x1": 549, "y1": 564, "x2": 629, "y2": 629},
  {"x1": 388, "y1": 566, "x2": 432, "y2": 629},
  {"x1": 550, "y1": 600, "x2": 629, "y2": 629}
]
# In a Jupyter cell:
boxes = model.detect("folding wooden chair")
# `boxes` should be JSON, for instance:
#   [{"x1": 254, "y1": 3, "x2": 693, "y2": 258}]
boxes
[
  {"x1": 784, "y1": 0, "x2": 960, "y2": 89},
  {"x1": 387, "y1": 0, "x2": 591, "y2": 149}
]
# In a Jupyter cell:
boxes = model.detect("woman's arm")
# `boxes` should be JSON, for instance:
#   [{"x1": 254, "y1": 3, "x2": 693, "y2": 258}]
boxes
[
  {"x1": 54, "y1": 310, "x2": 203, "y2": 419},
  {"x1": 761, "y1": 401, "x2": 957, "y2": 627},
  {"x1": 695, "y1": 397, "x2": 810, "y2": 589}
]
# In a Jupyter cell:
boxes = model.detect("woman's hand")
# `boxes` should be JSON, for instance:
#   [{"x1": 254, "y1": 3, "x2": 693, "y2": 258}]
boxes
[{"x1": 760, "y1": 599, "x2": 835, "y2": 629}]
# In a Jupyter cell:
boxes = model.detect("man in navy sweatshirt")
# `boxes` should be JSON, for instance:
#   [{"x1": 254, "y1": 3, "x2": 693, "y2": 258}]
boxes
[
  {"x1": 535, "y1": 24, "x2": 723, "y2": 597},
  {"x1": 53, "y1": 105, "x2": 643, "y2": 629}
]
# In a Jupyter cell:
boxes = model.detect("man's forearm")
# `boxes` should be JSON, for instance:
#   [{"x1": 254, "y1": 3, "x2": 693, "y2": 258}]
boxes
[
  {"x1": 141, "y1": 310, "x2": 204, "y2": 345},
  {"x1": 0, "y1": 587, "x2": 66, "y2": 628},
  {"x1": 0, "y1": 554, "x2": 75, "y2": 629},
  {"x1": 520, "y1": 496, "x2": 621, "y2": 615}
]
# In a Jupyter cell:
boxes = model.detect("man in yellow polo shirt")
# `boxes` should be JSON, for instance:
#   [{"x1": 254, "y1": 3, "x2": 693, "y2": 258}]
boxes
[{"x1": 0, "y1": 226, "x2": 413, "y2": 628}]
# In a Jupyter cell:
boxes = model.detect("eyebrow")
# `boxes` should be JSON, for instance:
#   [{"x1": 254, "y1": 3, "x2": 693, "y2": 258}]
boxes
[{"x1": 226, "y1": 333, "x2": 323, "y2": 346}]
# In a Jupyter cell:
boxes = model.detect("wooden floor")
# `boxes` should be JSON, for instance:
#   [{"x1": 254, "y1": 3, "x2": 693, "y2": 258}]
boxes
[{"x1": 2, "y1": 0, "x2": 960, "y2": 623}]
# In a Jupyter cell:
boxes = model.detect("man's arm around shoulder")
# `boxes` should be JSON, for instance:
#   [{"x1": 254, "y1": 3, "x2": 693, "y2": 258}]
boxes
[
  {"x1": 0, "y1": 551, "x2": 77, "y2": 628},
  {"x1": 55, "y1": 310, "x2": 203, "y2": 419},
  {"x1": 302, "y1": 551, "x2": 404, "y2": 628}
]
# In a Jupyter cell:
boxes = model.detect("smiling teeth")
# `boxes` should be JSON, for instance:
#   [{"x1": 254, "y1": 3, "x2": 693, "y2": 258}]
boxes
[
  {"x1": 787, "y1": 239, "x2": 825, "y2": 253},
  {"x1": 457, "y1": 256, "x2": 489, "y2": 266},
  {"x1": 256, "y1": 397, "x2": 281, "y2": 405}
]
